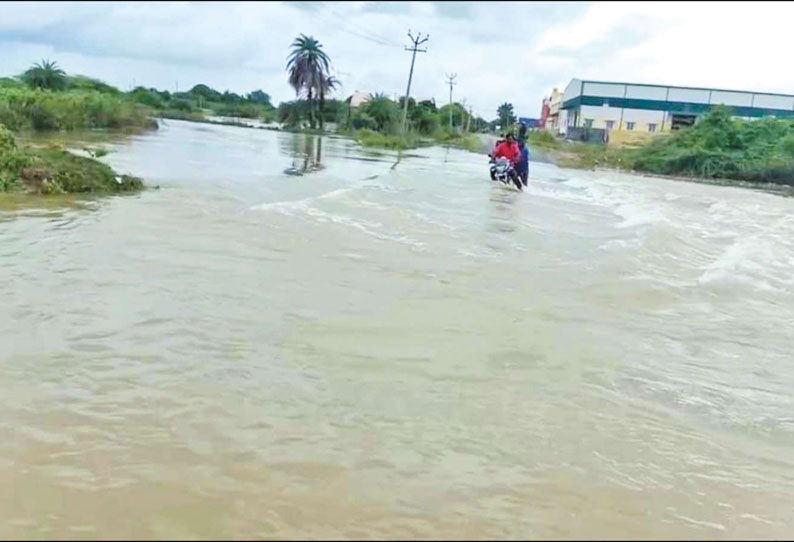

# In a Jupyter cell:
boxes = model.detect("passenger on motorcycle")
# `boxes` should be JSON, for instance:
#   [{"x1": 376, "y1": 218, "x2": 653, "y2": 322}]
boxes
[{"x1": 516, "y1": 139, "x2": 529, "y2": 186}]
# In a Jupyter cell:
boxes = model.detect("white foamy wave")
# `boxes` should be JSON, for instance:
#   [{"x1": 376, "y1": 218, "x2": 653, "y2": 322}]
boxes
[
  {"x1": 317, "y1": 187, "x2": 356, "y2": 201},
  {"x1": 697, "y1": 236, "x2": 792, "y2": 291},
  {"x1": 251, "y1": 187, "x2": 355, "y2": 213},
  {"x1": 561, "y1": 176, "x2": 590, "y2": 189},
  {"x1": 305, "y1": 207, "x2": 425, "y2": 249},
  {"x1": 252, "y1": 198, "x2": 310, "y2": 213},
  {"x1": 599, "y1": 238, "x2": 642, "y2": 252},
  {"x1": 265, "y1": 202, "x2": 425, "y2": 250},
  {"x1": 531, "y1": 172, "x2": 669, "y2": 232},
  {"x1": 613, "y1": 203, "x2": 668, "y2": 229}
]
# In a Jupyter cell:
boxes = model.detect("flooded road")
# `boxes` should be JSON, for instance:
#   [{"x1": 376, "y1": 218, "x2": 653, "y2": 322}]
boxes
[{"x1": 2, "y1": 119, "x2": 794, "y2": 539}]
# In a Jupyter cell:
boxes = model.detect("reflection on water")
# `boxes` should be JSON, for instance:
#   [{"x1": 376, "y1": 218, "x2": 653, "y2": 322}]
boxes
[
  {"x1": 282, "y1": 134, "x2": 324, "y2": 176},
  {"x1": 2, "y1": 120, "x2": 794, "y2": 539},
  {"x1": 486, "y1": 187, "x2": 520, "y2": 235}
]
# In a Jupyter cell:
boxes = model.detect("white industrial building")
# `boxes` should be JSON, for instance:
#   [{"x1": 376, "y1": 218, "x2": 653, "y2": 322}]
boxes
[{"x1": 560, "y1": 78, "x2": 794, "y2": 138}]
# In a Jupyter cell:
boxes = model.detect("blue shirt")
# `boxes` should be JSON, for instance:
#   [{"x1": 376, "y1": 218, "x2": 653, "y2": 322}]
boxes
[{"x1": 516, "y1": 146, "x2": 529, "y2": 172}]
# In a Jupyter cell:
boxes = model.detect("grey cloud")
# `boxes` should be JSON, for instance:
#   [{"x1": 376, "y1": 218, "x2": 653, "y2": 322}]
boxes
[
  {"x1": 360, "y1": 1, "x2": 414, "y2": 15},
  {"x1": 0, "y1": 1, "x2": 599, "y2": 117},
  {"x1": 431, "y1": 2, "x2": 473, "y2": 20},
  {"x1": 538, "y1": 23, "x2": 648, "y2": 57},
  {"x1": 283, "y1": 1, "x2": 323, "y2": 12}
]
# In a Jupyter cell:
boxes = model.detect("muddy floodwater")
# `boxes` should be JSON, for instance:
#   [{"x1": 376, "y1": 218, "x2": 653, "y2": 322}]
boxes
[{"x1": 2, "y1": 119, "x2": 794, "y2": 539}]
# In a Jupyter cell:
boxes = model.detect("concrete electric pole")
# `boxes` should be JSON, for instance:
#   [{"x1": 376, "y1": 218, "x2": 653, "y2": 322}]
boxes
[
  {"x1": 400, "y1": 30, "x2": 429, "y2": 134},
  {"x1": 445, "y1": 73, "x2": 457, "y2": 128}
]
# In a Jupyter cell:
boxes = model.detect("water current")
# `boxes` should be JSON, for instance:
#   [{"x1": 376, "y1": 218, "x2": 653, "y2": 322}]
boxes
[{"x1": 2, "y1": 119, "x2": 793, "y2": 538}]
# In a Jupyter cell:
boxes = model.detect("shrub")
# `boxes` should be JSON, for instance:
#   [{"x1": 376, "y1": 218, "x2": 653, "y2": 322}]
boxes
[
  {"x1": 0, "y1": 86, "x2": 154, "y2": 131},
  {"x1": 630, "y1": 106, "x2": 794, "y2": 184}
]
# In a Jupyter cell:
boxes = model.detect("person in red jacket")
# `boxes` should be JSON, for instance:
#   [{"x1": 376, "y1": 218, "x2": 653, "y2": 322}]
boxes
[{"x1": 492, "y1": 133, "x2": 520, "y2": 165}]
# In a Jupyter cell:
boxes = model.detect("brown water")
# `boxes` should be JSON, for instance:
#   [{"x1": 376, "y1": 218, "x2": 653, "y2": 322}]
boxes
[{"x1": 2, "y1": 120, "x2": 794, "y2": 539}]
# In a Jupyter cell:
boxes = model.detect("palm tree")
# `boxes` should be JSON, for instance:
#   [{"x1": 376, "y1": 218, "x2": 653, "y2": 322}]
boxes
[
  {"x1": 22, "y1": 59, "x2": 67, "y2": 90},
  {"x1": 318, "y1": 75, "x2": 340, "y2": 131},
  {"x1": 286, "y1": 34, "x2": 331, "y2": 129}
]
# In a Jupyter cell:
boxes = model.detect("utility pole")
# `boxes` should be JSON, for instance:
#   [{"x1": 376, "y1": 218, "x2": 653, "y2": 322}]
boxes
[
  {"x1": 400, "y1": 29, "x2": 429, "y2": 134},
  {"x1": 445, "y1": 73, "x2": 457, "y2": 128}
]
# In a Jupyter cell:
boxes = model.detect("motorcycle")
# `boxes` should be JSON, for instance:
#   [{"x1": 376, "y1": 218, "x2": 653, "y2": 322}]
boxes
[{"x1": 489, "y1": 157, "x2": 523, "y2": 190}]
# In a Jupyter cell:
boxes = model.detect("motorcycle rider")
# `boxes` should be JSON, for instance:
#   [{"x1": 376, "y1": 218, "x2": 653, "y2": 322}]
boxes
[
  {"x1": 492, "y1": 133, "x2": 520, "y2": 165},
  {"x1": 490, "y1": 133, "x2": 522, "y2": 189}
]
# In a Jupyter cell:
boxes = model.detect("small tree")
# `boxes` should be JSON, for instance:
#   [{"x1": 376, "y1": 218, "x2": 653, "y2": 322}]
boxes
[
  {"x1": 363, "y1": 93, "x2": 400, "y2": 133},
  {"x1": 247, "y1": 90, "x2": 272, "y2": 106},
  {"x1": 497, "y1": 102, "x2": 516, "y2": 132},
  {"x1": 22, "y1": 60, "x2": 67, "y2": 91}
]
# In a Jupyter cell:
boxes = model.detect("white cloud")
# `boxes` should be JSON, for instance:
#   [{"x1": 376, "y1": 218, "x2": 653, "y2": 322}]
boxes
[{"x1": 1, "y1": 1, "x2": 793, "y2": 121}]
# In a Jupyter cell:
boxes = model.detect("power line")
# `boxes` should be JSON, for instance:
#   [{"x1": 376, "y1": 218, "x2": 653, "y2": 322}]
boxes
[
  {"x1": 317, "y1": 3, "x2": 403, "y2": 48},
  {"x1": 329, "y1": 9, "x2": 403, "y2": 47}
]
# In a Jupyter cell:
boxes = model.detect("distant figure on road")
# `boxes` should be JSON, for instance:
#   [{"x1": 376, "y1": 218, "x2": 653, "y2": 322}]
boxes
[{"x1": 518, "y1": 122, "x2": 528, "y2": 143}]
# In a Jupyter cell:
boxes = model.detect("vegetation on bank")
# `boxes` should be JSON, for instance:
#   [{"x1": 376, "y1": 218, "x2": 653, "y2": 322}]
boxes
[
  {"x1": 12, "y1": 56, "x2": 792, "y2": 187},
  {"x1": 630, "y1": 106, "x2": 794, "y2": 185},
  {"x1": 3, "y1": 54, "x2": 485, "y2": 155},
  {"x1": 0, "y1": 85, "x2": 156, "y2": 132},
  {"x1": 0, "y1": 59, "x2": 277, "y2": 134},
  {"x1": 0, "y1": 124, "x2": 143, "y2": 194},
  {"x1": 522, "y1": 107, "x2": 794, "y2": 186},
  {"x1": 128, "y1": 84, "x2": 276, "y2": 122},
  {"x1": 344, "y1": 128, "x2": 479, "y2": 152}
]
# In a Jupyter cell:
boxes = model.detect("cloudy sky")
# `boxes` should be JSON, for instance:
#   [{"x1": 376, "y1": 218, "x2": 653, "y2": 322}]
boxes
[{"x1": 1, "y1": 1, "x2": 793, "y2": 119}]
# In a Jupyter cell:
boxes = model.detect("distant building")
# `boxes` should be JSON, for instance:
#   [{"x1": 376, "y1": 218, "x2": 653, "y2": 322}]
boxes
[
  {"x1": 518, "y1": 117, "x2": 541, "y2": 130},
  {"x1": 347, "y1": 90, "x2": 371, "y2": 108},
  {"x1": 560, "y1": 78, "x2": 794, "y2": 142},
  {"x1": 546, "y1": 88, "x2": 564, "y2": 134},
  {"x1": 540, "y1": 96, "x2": 550, "y2": 128}
]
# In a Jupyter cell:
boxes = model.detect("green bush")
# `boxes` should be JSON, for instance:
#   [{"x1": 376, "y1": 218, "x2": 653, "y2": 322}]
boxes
[
  {"x1": 410, "y1": 105, "x2": 441, "y2": 135},
  {"x1": 527, "y1": 130, "x2": 559, "y2": 148},
  {"x1": 129, "y1": 87, "x2": 166, "y2": 108},
  {"x1": 631, "y1": 106, "x2": 794, "y2": 184},
  {"x1": 355, "y1": 129, "x2": 425, "y2": 150},
  {"x1": 211, "y1": 102, "x2": 267, "y2": 119},
  {"x1": 67, "y1": 75, "x2": 122, "y2": 95},
  {"x1": 0, "y1": 86, "x2": 154, "y2": 131},
  {"x1": 0, "y1": 77, "x2": 24, "y2": 89},
  {"x1": 0, "y1": 124, "x2": 32, "y2": 192},
  {"x1": 361, "y1": 94, "x2": 400, "y2": 133},
  {"x1": 350, "y1": 112, "x2": 377, "y2": 131},
  {"x1": 171, "y1": 99, "x2": 194, "y2": 112}
]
